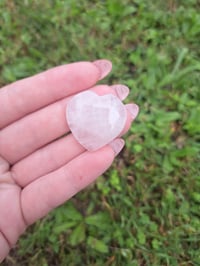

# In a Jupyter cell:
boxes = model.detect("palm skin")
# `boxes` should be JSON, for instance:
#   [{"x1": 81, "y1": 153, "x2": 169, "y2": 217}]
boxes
[{"x1": 0, "y1": 60, "x2": 138, "y2": 262}]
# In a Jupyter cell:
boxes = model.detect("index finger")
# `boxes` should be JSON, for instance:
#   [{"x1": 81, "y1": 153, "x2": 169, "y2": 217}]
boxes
[{"x1": 0, "y1": 60, "x2": 112, "y2": 129}]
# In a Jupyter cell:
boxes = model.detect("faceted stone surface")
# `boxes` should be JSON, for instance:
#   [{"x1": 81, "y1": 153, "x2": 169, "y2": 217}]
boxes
[{"x1": 66, "y1": 91, "x2": 127, "y2": 151}]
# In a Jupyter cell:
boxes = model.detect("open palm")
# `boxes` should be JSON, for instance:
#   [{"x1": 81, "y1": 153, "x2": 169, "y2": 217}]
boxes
[{"x1": 0, "y1": 60, "x2": 138, "y2": 261}]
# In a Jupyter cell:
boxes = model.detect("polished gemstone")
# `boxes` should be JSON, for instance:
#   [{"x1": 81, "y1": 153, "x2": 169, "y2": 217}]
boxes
[{"x1": 66, "y1": 91, "x2": 127, "y2": 151}]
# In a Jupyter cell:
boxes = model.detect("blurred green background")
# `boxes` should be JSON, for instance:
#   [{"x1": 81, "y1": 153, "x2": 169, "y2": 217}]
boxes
[{"x1": 1, "y1": 0, "x2": 200, "y2": 265}]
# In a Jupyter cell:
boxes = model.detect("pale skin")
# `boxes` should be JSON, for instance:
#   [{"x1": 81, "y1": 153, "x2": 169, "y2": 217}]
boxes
[{"x1": 0, "y1": 60, "x2": 139, "y2": 262}]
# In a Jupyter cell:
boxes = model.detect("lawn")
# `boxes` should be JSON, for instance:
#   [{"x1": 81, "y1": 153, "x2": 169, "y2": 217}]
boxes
[{"x1": 0, "y1": 0, "x2": 200, "y2": 265}]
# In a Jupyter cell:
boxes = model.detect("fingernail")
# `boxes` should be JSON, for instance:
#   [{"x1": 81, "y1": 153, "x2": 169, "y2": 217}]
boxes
[
  {"x1": 126, "y1": 103, "x2": 139, "y2": 120},
  {"x1": 111, "y1": 84, "x2": 130, "y2": 100},
  {"x1": 93, "y1": 59, "x2": 112, "y2": 80},
  {"x1": 109, "y1": 138, "x2": 125, "y2": 156}
]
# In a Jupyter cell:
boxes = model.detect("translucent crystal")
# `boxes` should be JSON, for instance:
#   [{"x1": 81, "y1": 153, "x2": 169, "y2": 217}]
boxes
[{"x1": 66, "y1": 91, "x2": 127, "y2": 151}]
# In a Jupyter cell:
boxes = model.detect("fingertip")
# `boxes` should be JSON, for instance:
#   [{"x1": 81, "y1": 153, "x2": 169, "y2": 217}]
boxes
[
  {"x1": 126, "y1": 103, "x2": 139, "y2": 120},
  {"x1": 93, "y1": 59, "x2": 112, "y2": 80},
  {"x1": 111, "y1": 84, "x2": 130, "y2": 101},
  {"x1": 119, "y1": 103, "x2": 139, "y2": 136},
  {"x1": 109, "y1": 138, "x2": 125, "y2": 156}
]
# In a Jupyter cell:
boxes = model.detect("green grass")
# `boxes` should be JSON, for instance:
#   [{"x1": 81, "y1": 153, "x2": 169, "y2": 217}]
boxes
[{"x1": 1, "y1": 0, "x2": 200, "y2": 265}]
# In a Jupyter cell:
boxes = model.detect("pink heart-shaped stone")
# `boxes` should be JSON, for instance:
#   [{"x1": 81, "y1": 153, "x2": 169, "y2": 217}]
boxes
[{"x1": 66, "y1": 91, "x2": 127, "y2": 151}]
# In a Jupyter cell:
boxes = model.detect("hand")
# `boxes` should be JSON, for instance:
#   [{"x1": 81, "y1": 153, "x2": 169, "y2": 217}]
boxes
[{"x1": 0, "y1": 60, "x2": 139, "y2": 261}]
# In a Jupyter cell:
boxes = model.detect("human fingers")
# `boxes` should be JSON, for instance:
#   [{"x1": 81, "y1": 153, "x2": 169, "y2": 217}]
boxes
[
  {"x1": 0, "y1": 60, "x2": 112, "y2": 129},
  {"x1": 21, "y1": 139, "x2": 124, "y2": 225},
  {"x1": 0, "y1": 85, "x2": 130, "y2": 164},
  {"x1": 11, "y1": 102, "x2": 138, "y2": 187},
  {"x1": 0, "y1": 232, "x2": 10, "y2": 263}
]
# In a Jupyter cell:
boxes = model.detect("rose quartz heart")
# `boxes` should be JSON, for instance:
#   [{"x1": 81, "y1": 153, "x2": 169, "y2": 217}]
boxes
[{"x1": 66, "y1": 91, "x2": 127, "y2": 151}]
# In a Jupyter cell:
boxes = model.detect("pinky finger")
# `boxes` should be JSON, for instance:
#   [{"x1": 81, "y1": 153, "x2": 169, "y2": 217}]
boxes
[{"x1": 21, "y1": 139, "x2": 124, "y2": 225}]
